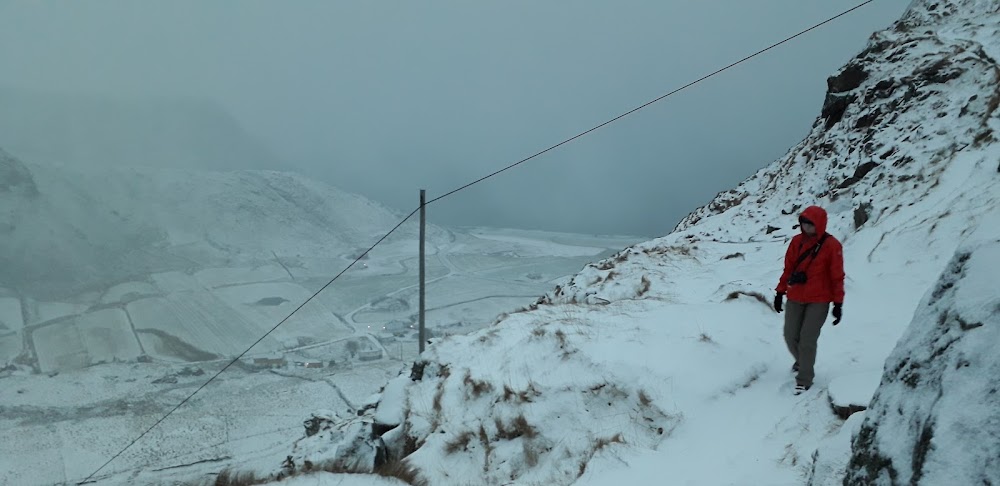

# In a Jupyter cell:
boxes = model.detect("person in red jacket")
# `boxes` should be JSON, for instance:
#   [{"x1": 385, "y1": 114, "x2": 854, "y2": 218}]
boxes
[{"x1": 774, "y1": 205, "x2": 845, "y2": 395}]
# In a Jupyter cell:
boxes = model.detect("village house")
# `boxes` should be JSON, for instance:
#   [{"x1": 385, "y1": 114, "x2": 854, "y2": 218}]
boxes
[{"x1": 252, "y1": 356, "x2": 287, "y2": 369}]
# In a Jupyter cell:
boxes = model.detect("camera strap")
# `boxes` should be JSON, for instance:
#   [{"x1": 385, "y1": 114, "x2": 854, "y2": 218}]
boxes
[{"x1": 793, "y1": 233, "x2": 828, "y2": 272}]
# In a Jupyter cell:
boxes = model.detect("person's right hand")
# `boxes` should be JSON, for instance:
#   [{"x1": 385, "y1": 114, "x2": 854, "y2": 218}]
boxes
[{"x1": 773, "y1": 292, "x2": 784, "y2": 313}]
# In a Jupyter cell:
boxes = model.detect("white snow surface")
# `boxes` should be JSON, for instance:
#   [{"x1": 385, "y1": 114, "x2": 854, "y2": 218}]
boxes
[
  {"x1": 827, "y1": 371, "x2": 882, "y2": 410},
  {"x1": 272, "y1": 1, "x2": 1000, "y2": 485},
  {"x1": 3, "y1": 1, "x2": 999, "y2": 485}
]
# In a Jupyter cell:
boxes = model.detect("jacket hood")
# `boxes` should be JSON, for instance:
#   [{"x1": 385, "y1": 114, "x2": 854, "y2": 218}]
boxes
[{"x1": 800, "y1": 205, "x2": 828, "y2": 235}]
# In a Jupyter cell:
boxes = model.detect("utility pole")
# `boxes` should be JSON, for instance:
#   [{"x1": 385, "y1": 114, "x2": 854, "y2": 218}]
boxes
[{"x1": 419, "y1": 189, "x2": 426, "y2": 354}]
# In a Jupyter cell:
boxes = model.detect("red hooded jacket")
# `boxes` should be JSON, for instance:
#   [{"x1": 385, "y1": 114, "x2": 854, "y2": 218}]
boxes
[{"x1": 775, "y1": 206, "x2": 845, "y2": 304}]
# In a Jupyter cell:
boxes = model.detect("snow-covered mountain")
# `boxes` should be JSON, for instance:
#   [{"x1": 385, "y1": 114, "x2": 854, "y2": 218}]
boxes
[
  {"x1": 1, "y1": 148, "x2": 433, "y2": 376},
  {"x1": 0, "y1": 148, "x2": 412, "y2": 299},
  {"x1": 243, "y1": 1, "x2": 999, "y2": 485},
  {"x1": 0, "y1": 87, "x2": 284, "y2": 172},
  {"x1": 2, "y1": 148, "x2": 649, "y2": 485}
]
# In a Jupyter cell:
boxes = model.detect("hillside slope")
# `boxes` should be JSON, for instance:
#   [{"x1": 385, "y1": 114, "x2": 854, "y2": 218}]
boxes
[
  {"x1": 1, "y1": 150, "x2": 413, "y2": 299},
  {"x1": 245, "y1": 0, "x2": 999, "y2": 485}
]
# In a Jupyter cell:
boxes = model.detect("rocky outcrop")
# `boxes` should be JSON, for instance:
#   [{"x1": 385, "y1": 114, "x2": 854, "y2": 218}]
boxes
[
  {"x1": 843, "y1": 242, "x2": 1000, "y2": 485},
  {"x1": 671, "y1": 0, "x2": 1000, "y2": 243}
]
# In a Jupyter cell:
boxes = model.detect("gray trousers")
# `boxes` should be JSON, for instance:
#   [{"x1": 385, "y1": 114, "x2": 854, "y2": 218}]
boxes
[{"x1": 784, "y1": 300, "x2": 829, "y2": 387}]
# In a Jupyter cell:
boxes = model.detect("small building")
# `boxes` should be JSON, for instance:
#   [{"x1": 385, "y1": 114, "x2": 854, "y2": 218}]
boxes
[
  {"x1": 357, "y1": 349, "x2": 382, "y2": 361},
  {"x1": 303, "y1": 361, "x2": 324, "y2": 369},
  {"x1": 253, "y1": 356, "x2": 287, "y2": 368},
  {"x1": 382, "y1": 320, "x2": 413, "y2": 333}
]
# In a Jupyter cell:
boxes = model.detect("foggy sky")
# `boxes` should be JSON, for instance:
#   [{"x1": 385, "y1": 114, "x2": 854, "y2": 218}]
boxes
[{"x1": 0, "y1": 1, "x2": 910, "y2": 237}]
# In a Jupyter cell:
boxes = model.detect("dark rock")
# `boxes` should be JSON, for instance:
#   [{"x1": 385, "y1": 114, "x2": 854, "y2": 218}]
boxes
[
  {"x1": 303, "y1": 415, "x2": 328, "y2": 437},
  {"x1": 765, "y1": 225, "x2": 780, "y2": 235},
  {"x1": 838, "y1": 162, "x2": 881, "y2": 189},
  {"x1": 410, "y1": 361, "x2": 427, "y2": 381},
  {"x1": 919, "y1": 59, "x2": 963, "y2": 84},
  {"x1": 855, "y1": 109, "x2": 882, "y2": 129},
  {"x1": 781, "y1": 204, "x2": 802, "y2": 216},
  {"x1": 372, "y1": 421, "x2": 397, "y2": 437},
  {"x1": 822, "y1": 94, "x2": 856, "y2": 129},
  {"x1": 865, "y1": 79, "x2": 897, "y2": 103},
  {"x1": 845, "y1": 424, "x2": 900, "y2": 485},
  {"x1": 859, "y1": 40, "x2": 894, "y2": 59},
  {"x1": 829, "y1": 397, "x2": 868, "y2": 420},
  {"x1": 854, "y1": 203, "x2": 872, "y2": 229},
  {"x1": 828, "y1": 64, "x2": 870, "y2": 93}
]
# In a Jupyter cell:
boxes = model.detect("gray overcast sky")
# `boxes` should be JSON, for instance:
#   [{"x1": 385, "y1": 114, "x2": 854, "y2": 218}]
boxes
[{"x1": 0, "y1": 1, "x2": 910, "y2": 237}]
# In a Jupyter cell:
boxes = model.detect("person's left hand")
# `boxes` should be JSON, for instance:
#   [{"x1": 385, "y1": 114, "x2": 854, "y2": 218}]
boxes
[{"x1": 832, "y1": 303, "x2": 843, "y2": 325}]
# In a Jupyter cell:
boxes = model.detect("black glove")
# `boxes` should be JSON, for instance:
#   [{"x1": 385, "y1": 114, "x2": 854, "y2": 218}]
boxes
[
  {"x1": 832, "y1": 303, "x2": 843, "y2": 325},
  {"x1": 774, "y1": 292, "x2": 784, "y2": 313}
]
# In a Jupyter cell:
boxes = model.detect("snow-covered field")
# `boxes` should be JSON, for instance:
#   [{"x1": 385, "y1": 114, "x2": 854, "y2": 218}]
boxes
[{"x1": 0, "y1": 227, "x2": 640, "y2": 486}]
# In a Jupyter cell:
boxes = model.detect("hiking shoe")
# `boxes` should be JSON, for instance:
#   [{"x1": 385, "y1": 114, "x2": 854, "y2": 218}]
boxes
[
  {"x1": 792, "y1": 362, "x2": 799, "y2": 373},
  {"x1": 794, "y1": 384, "x2": 810, "y2": 395}
]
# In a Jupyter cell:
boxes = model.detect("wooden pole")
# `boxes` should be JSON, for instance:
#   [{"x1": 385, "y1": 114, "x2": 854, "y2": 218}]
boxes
[{"x1": 419, "y1": 189, "x2": 426, "y2": 354}]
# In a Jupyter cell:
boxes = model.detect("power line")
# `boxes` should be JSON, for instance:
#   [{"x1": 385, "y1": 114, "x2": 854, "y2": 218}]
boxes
[
  {"x1": 428, "y1": 0, "x2": 874, "y2": 205},
  {"x1": 77, "y1": 207, "x2": 420, "y2": 485},
  {"x1": 78, "y1": 1, "x2": 874, "y2": 482}
]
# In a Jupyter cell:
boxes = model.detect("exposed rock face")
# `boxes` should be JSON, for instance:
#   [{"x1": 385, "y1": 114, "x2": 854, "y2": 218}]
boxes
[
  {"x1": 671, "y1": 0, "x2": 1000, "y2": 244},
  {"x1": 281, "y1": 410, "x2": 386, "y2": 477},
  {"x1": 843, "y1": 242, "x2": 1000, "y2": 485}
]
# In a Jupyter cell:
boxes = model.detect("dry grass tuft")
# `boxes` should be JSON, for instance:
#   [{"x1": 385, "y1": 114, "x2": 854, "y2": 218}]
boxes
[
  {"x1": 437, "y1": 364, "x2": 450, "y2": 379},
  {"x1": 432, "y1": 382, "x2": 445, "y2": 412},
  {"x1": 518, "y1": 383, "x2": 541, "y2": 403},
  {"x1": 479, "y1": 425, "x2": 493, "y2": 472},
  {"x1": 594, "y1": 433, "x2": 625, "y2": 451},
  {"x1": 495, "y1": 414, "x2": 537, "y2": 440},
  {"x1": 444, "y1": 431, "x2": 476, "y2": 454},
  {"x1": 578, "y1": 434, "x2": 626, "y2": 477},
  {"x1": 637, "y1": 276, "x2": 651, "y2": 296},
  {"x1": 503, "y1": 384, "x2": 516, "y2": 401},
  {"x1": 554, "y1": 329, "x2": 568, "y2": 348},
  {"x1": 502, "y1": 383, "x2": 541, "y2": 403},
  {"x1": 638, "y1": 389, "x2": 653, "y2": 407},
  {"x1": 725, "y1": 290, "x2": 769, "y2": 307},
  {"x1": 202, "y1": 455, "x2": 426, "y2": 486},
  {"x1": 209, "y1": 469, "x2": 266, "y2": 486},
  {"x1": 374, "y1": 459, "x2": 427, "y2": 486},
  {"x1": 463, "y1": 370, "x2": 494, "y2": 398}
]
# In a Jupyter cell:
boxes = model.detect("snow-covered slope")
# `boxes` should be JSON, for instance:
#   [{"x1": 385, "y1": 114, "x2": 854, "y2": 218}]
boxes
[
  {"x1": 0, "y1": 149, "x2": 413, "y2": 299},
  {"x1": 0, "y1": 87, "x2": 283, "y2": 172},
  {"x1": 247, "y1": 1, "x2": 999, "y2": 485}
]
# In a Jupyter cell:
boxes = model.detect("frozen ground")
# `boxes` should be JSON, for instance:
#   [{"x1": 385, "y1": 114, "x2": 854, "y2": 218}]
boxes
[{"x1": 0, "y1": 227, "x2": 642, "y2": 486}]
